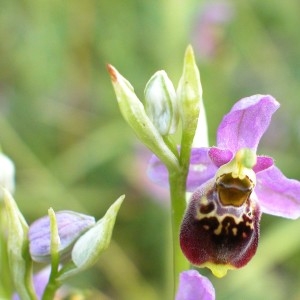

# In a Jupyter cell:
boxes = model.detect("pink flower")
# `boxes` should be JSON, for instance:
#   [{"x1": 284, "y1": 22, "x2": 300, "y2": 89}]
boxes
[{"x1": 149, "y1": 95, "x2": 300, "y2": 276}]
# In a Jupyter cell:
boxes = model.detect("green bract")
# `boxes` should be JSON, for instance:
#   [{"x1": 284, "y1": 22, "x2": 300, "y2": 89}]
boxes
[
  {"x1": 177, "y1": 46, "x2": 203, "y2": 167},
  {"x1": 177, "y1": 45, "x2": 202, "y2": 133}
]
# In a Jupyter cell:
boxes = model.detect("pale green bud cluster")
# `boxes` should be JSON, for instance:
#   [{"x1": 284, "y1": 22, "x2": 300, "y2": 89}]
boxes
[
  {"x1": 2, "y1": 188, "x2": 124, "y2": 299},
  {"x1": 108, "y1": 46, "x2": 204, "y2": 172}
]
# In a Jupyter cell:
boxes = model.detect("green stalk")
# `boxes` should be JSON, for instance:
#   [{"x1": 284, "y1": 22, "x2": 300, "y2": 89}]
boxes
[{"x1": 168, "y1": 168, "x2": 190, "y2": 296}]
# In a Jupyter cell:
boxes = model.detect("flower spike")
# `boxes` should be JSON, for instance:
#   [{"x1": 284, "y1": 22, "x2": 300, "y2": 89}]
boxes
[{"x1": 107, "y1": 64, "x2": 179, "y2": 172}]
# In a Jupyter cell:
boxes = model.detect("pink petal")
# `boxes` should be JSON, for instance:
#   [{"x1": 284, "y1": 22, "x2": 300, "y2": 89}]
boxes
[
  {"x1": 209, "y1": 149, "x2": 274, "y2": 174},
  {"x1": 147, "y1": 154, "x2": 169, "y2": 188},
  {"x1": 186, "y1": 148, "x2": 218, "y2": 192},
  {"x1": 176, "y1": 270, "x2": 215, "y2": 300},
  {"x1": 208, "y1": 147, "x2": 233, "y2": 167},
  {"x1": 256, "y1": 165, "x2": 300, "y2": 219},
  {"x1": 253, "y1": 156, "x2": 274, "y2": 173},
  {"x1": 217, "y1": 95, "x2": 279, "y2": 153},
  {"x1": 147, "y1": 148, "x2": 218, "y2": 192}
]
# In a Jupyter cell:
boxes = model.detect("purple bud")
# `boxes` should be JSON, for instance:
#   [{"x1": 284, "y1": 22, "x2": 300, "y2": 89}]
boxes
[{"x1": 29, "y1": 211, "x2": 95, "y2": 263}]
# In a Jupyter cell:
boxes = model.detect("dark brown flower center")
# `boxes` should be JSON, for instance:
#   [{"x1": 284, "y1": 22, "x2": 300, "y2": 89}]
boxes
[{"x1": 216, "y1": 173, "x2": 254, "y2": 207}]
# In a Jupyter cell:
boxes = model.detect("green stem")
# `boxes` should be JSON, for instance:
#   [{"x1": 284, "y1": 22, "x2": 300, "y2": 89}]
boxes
[
  {"x1": 180, "y1": 131, "x2": 194, "y2": 170},
  {"x1": 167, "y1": 118, "x2": 196, "y2": 296},
  {"x1": 163, "y1": 136, "x2": 179, "y2": 159},
  {"x1": 168, "y1": 168, "x2": 190, "y2": 296},
  {"x1": 42, "y1": 279, "x2": 61, "y2": 300}
]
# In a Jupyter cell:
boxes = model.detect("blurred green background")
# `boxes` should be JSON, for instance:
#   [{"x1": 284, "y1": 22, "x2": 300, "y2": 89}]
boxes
[{"x1": 1, "y1": 0, "x2": 300, "y2": 299}]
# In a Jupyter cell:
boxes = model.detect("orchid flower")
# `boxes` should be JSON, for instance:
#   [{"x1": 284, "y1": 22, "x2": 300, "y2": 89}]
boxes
[
  {"x1": 148, "y1": 94, "x2": 300, "y2": 277},
  {"x1": 108, "y1": 44, "x2": 300, "y2": 296}
]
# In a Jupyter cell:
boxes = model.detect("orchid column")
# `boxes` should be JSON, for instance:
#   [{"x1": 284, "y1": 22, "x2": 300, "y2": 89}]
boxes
[{"x1": 107, "y1": 46, "x2": 203, "y2": 292}]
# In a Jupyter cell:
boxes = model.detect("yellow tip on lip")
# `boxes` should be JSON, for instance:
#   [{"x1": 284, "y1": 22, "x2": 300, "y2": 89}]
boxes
[{"x1": 202, "y1": 261, "x2": 236, "y2": 278}]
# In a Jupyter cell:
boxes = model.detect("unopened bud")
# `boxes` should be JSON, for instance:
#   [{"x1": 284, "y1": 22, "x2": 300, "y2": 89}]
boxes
[
  {"x1": 29, "y1": 211, "x2": 95, "y2": 263},
  {"x1": 144, "y1": 70, "x2": 178, "y2": 135}
]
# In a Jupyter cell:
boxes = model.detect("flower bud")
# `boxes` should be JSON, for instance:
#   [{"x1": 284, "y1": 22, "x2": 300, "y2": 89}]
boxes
[
  {"x1": 144, "y1": 70, "x2": 178, "y2": 135},
  {"x1": 29, "y1": 211, "x2": 95, "y2": 263}
]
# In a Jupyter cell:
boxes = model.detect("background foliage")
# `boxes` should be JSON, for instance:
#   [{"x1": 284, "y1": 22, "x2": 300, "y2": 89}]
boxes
[{"x1": 1, "y1": 0, "x2": 300, "y2": 299}]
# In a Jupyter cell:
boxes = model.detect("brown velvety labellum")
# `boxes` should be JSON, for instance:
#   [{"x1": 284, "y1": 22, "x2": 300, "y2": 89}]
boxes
[{"x1": 180, "y1": 178, "x2": 261, "y2": 271}]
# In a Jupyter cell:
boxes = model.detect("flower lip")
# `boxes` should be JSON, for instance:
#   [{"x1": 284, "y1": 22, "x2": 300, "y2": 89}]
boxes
[
  {"x1": 216, "y1": 173, "x2": 254, "y2": 207},
  {"x1": 180, "y1": 179, "x2": 261, "y2": 277}
]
